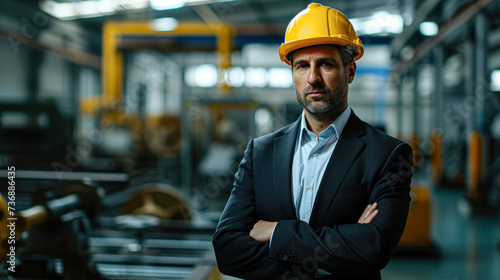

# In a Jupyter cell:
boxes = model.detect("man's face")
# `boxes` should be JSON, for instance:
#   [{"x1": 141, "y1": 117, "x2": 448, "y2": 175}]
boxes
[{"x1": 291, "y1": 45, "x2": 356, "y2": 116}]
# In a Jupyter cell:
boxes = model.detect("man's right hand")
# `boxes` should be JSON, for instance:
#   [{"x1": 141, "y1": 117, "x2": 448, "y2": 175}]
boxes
[{"x1": 357, "y1": 202, "x2": 378, "y2": 224}]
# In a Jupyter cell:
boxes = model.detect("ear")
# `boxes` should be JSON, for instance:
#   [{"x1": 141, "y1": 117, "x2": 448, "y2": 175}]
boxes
[{"x1": 347, "y1": 61, "x2": 356, "y2": 84}]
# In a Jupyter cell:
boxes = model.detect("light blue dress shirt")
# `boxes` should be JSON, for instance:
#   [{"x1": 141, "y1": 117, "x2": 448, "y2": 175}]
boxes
[{"x1": 291, "y1": 106, "x2": 351, "y2": 223}]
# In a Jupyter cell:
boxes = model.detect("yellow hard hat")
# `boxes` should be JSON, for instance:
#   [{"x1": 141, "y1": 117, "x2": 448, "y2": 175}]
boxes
[{"x1": 279, "y1": 3, "x2": 364, "y2": 65}]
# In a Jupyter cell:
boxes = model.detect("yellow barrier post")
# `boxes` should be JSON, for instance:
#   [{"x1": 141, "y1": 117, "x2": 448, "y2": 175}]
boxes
[
  {"x1": 468, "y1": 131, "x2": 483, "y2": 202},
  {"x1": 430, "y1": 129, "x2": 443, "y2": 185},
  {"x1": 399, "y1": 187, "x2": 431, "y2": 247},
  {"x1": 410, "y1": 132, "x2": 421, "y2": 169}
]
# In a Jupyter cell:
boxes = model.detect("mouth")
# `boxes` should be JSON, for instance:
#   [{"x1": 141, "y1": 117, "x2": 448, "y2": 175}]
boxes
[{"x1": 307, "y1": 91, "x2": 327, "y2": 98}]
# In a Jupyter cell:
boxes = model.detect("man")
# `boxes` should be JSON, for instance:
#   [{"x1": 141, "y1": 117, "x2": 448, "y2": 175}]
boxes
[{"x1": 213, "y1": 3, "x2": 413, "y2": 280}]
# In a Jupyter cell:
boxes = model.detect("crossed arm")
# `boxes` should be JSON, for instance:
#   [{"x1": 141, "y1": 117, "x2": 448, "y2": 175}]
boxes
[
  {"x1": 213, "y1": 140, "x2": 412, "y2": 279},
  {"x1": 250, "y1": 203, "x2": 379, "y2": 243}
]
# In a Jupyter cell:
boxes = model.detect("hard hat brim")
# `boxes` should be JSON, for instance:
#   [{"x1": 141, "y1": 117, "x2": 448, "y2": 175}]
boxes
[{"x1": 279, "y1": 37, "x2": 364, "y2": 65}]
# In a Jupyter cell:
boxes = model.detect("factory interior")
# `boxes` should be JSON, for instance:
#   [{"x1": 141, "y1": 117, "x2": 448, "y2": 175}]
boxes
[{"x1": 1, "y1": 0, "x2": 500, "y2": 279}]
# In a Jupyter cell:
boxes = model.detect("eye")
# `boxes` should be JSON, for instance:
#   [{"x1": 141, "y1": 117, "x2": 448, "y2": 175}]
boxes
[
  {"x1": 295, "y1": 63, "x2": 308, "y2": 70},
  {"x1": 320, "y1": 61, "x2": 333, "y2": 68}
]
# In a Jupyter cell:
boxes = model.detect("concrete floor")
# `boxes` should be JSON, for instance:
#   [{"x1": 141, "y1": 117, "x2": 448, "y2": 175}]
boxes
[{"x1": 222, "y1": 176, "x2": 500, "y2": 280}]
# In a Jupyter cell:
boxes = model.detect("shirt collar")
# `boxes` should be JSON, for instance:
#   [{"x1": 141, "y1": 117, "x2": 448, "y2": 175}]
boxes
[{"x1": 299, "y1": 106, "x2": 352, "y2": 140}]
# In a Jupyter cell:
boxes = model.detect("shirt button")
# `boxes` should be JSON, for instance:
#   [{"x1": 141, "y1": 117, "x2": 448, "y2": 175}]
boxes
[
  {"x1": 306, "y1": 185, "x2": 311, "y2": 190},
  {"x1": 313, "y1": 153, "x2": 318, "y2": 157}
]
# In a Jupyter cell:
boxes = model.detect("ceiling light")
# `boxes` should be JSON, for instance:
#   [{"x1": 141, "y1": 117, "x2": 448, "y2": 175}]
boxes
[
  {"x1": 152, "y1": 17, "x2": 179, "y2": 31},
  {"x1": 150, "y1": 0, "x2": 187, "y2": 10},
  {"x1": 268, "y1": 68, "x2": 292, "y2": 88},
  {"x1": 350, "y1": 11, "x2": 403, "y2": 36},
  {"x1": 244, "y1": 67, "x2": 267, "y2": 88},
  {"x1": 40, "y1": 0, "x2": 149, "y2": 20},
  {"x1": 195, "y1": 64, "x2": 218, "y2": 88},
  {"x1": 420, "y1": 21, "x2": 439, "y2": 36},
  {"x1": 151, "y1": 0, "x2": 239, "y2": 11},
  {"x1": 492, "y1": 70, "x2": 500, "y2": 91},
  {"x1": 228, "y1": 67, "x2": 245, "y2": 87},
  {"x1": 185, "y1": 0, "x2": 240, "y2": 6}
]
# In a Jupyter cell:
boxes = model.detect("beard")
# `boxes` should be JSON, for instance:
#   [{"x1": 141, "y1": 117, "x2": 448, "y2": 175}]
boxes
[{"x1": 295, "y1": 76, "x2": 348, "y2": 117}]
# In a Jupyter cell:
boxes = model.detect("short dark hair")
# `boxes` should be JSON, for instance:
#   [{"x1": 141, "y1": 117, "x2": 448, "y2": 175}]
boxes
[{"x1": 288, "y1": 45, "x2": 353, "y2": 67}]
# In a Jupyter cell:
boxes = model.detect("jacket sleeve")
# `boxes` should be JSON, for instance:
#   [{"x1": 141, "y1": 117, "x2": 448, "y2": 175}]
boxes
[
  {"x1": 212, "y1": 139, "x2": 292, "y2": 279},
  {"x1": 268, "y1": 143, "x2": 413, "y2": 275}
]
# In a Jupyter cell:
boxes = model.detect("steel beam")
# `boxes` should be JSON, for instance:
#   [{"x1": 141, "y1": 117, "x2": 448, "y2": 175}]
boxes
[
  {"x1": 396, "y1": 74, "x2": 404, "y2": 138},
  {"x1": 391, "y1": 0, "x2": 442, "y2": 55},
  {"x1": 474, "y1": 12, "x2": 488, "y2": 133},
  {"x1": 0, "y1": 28, "x2": 100, "y2": 68},
  {"x1": 395, "y1": 0, "x2": 493, "y2": 71},
  {"x1": 467, "y1": 12, "x2": 489, "y2": 201},
  {"x1": 412, "y1": 66, "x2": 419, "y2": 136},
  {"x1": 433, "y1": 44, "x2": 444, "y2": 130}
]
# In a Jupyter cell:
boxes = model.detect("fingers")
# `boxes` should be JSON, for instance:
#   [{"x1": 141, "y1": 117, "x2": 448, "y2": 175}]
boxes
[
  {"x1": 358, "y1": 202, "x2": 379, "y2": 224},
  {"x1": 360, "y1": 204, "x2": 372, "y2": 217},
  {"x1": 368, "y1": 202, "x2": 378, "y2": 213},
  {"x1": 359, "y1": 203, "x2": 375, "y2": 221},
  {"x1": 363, "y1": 209, "x2": 379, "y2": 224}
]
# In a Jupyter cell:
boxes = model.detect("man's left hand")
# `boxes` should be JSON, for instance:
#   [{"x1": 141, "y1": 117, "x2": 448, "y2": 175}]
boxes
[
  {"x1": 250, "y1": 220, "x2": 278, "y2": 243},
  {"x1": 358, "y1": 202, "x2": 378, "y2": 224}
]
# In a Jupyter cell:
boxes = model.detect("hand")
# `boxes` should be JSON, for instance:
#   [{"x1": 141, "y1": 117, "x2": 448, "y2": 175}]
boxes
[
  {"x1": 358, "y1": 202, "x2": 379, "y2": 224},
  {"x1": 250, "y1": 220, "x2": 278, "y2": 243}
]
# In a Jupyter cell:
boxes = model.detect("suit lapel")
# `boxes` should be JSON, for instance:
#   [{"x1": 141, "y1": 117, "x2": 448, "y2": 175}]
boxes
[
  {"x1": 273, "y1": 119, "x2": 300, "y2": 219},
  {"x1": 309, "y1": 113, "x2": 366, "y2": 227}
]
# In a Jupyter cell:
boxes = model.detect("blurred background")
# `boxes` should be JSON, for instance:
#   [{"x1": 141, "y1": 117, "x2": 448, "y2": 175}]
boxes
[{"x1": 0, "y1": 0, "x2": 500, "y2": 279}]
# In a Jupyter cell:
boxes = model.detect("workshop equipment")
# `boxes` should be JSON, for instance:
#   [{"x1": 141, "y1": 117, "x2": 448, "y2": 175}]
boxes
[
  {"x1": 0, "y1": 178, "x2": 216, "y2": 279},
  {"x1": 396, "y1": 186, "x2": 439, "y2": 258},
  {"x1": 120, "y1": 183, "x2": 191, "y2": 220},
  {"x1": 0, "y1": 179, "x2": 104, "y2": 279},
  {"x1": 90, "y1": 216, "x2": 221, "y2": 280}
]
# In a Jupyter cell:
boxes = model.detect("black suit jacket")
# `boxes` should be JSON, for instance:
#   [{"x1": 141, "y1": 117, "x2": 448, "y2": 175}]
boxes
[{"x1": 213, "y1": 112, "x2": 413, "y2": 280}]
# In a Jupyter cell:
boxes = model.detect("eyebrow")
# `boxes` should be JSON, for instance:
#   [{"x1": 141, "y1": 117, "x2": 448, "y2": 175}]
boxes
[
  {"x1": 316, "y1": 57, "x2": 338, "y2": 65},
  {"x1": 293, "y1": 56, "x2": 338, "y2": 66}
]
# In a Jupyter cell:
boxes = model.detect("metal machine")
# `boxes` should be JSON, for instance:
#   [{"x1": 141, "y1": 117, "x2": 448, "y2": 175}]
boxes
[{"x1": 0, "y1": 177, "x2": 220, "y2": 280}]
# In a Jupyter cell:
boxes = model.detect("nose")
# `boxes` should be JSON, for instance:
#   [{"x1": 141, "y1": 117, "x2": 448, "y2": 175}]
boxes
[{"x1": 307, "y1": 64, "x2": 322, "y2": 85}]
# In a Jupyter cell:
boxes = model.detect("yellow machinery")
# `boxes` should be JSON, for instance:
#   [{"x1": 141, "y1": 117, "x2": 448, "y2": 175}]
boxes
[
  {"x1": 79, "y1": 21, "x2": 237, "y2": 171},
  {"x1": 81, "y1": 20, "x2": 235, "y2": 118},
  {"x1": 397, "y1": 186, "x2": 439, "y2": 257},
  {"x1": 101, "y1": 21, "x2": 235, "y2": 107},
  {"x1": 72, "y1": 20, "x2": 237, "y2": 278}
]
